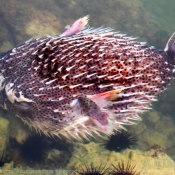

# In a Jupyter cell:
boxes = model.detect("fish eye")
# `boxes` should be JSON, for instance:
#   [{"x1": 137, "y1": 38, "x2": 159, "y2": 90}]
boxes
[
  {"x1": 58, "y1": 119, "x2": 63, "y2": 122},
  {"x1": 14, "y1": 101, "x2": 32, "y2": 110},
  {"x1": 53, "y1": 116, "x2": 63, "y2": 122}
]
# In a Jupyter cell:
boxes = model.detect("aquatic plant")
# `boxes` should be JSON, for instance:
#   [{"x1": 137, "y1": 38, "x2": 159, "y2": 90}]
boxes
[
  {"x1": 105, "y1": 131, "x2": 137, "y2": 152},
  {"x1": 19, "y1": 133, "x2": 48, "y2": 165},
  {"x1": 77, "y1": 163, "x2": 109, "y2": 175},
  {"x1": 111, "y1": 161, "x2": 141, "y2": 175}
]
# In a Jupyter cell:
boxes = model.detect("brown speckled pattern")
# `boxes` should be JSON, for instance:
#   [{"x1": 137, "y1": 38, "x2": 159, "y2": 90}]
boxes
[{"x1": 0, "y1": 28, "x2": 174, "y2": 140}]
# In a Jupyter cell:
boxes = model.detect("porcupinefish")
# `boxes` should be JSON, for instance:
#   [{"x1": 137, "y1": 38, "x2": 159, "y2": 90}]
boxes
[{"x1": 0, "y1": 16, "x2": 175, "y2": 140}]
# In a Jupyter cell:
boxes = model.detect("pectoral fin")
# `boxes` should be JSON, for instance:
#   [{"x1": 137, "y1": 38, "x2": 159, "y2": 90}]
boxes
[{"x1": 88, "y1": 89, "x2": 122, "y2": 108}]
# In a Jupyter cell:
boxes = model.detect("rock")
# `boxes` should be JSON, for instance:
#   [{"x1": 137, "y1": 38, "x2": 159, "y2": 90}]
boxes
[
  {"x1": 154, "y1": 116, "x2": 175, "y2": 136},
  {"x1": 25, "y1": 11, "x2": 62, "y2": 38},
  {"x1": 0, "y1": 41, "x2": 14, "y2": 54},
  {"x1": 0, "y1": 116, "x2": 9, "y2": 152},
  {"x1": 46, "y1": 149, "x2": 71, "y2": 169},
  {"x1": 4, "y1": 112, "x2": 29, "y2": 144},
  {"x1": 66, "y1": 141, "x2": 175, "y2": 175},
  {"x1": 128, "y1": 122, "x2": 147, "y2": 135},
  {"x1": 146, "y1": 110, "x2": 160, "y2": 125},
  {"x1": 141, "y1": 130, "x2": 170, "y2": 149}
]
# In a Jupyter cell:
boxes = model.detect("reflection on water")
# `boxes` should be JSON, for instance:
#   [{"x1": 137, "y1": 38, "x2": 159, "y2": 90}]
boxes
[{"x1": 0, "y1": 0, "x2": 175, "y2": 174}]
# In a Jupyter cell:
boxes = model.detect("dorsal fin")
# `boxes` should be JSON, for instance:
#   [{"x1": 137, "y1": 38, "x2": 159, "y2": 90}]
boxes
[
  {"x1": 60, "y1": 15, "x2": 89, "y2": 37},
  {"x1": 164, "y1": 32, "x2": 175, "y2": 58}
]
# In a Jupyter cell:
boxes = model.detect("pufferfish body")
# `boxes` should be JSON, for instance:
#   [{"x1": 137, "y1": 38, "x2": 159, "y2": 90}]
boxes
[{"x1": 0, "y1": 16, "x2": 175, "y2": 140}]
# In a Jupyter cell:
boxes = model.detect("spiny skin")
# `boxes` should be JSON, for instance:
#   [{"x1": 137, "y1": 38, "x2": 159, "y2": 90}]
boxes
[{"x1": 0, "y1": 25, "x2": 175, "y2": 140}]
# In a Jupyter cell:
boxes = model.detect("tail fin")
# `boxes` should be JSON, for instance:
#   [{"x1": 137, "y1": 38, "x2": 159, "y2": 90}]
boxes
[
  {"x1": 164, "y1": 32, "x2": 175, "y2": 59},
  {"x1": 164, "y1": 33, "x2": 175, "y2": 78}
]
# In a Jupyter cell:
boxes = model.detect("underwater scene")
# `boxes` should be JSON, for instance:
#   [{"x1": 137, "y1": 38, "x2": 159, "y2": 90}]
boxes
[{"x1": 0, "y1": 0, "x2": 175, "y2": 174}]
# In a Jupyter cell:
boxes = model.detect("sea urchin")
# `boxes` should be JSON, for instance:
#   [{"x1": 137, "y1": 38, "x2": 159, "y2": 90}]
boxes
[
  {"x1": 77, "y1": 163, "x2": 109, "y2": 175},
  {"x1": 111, "y1": 161, "x2": 141, "y2": 175},
  {"x1": 105, "y1": 130, "x2": 137, "y2": 152},
  {"x1": 0, "y1": 152, "x2": 13, "y2": 167},
  {"x1": 19, "y1": 133, "x2": 48, "y2": 165}
]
